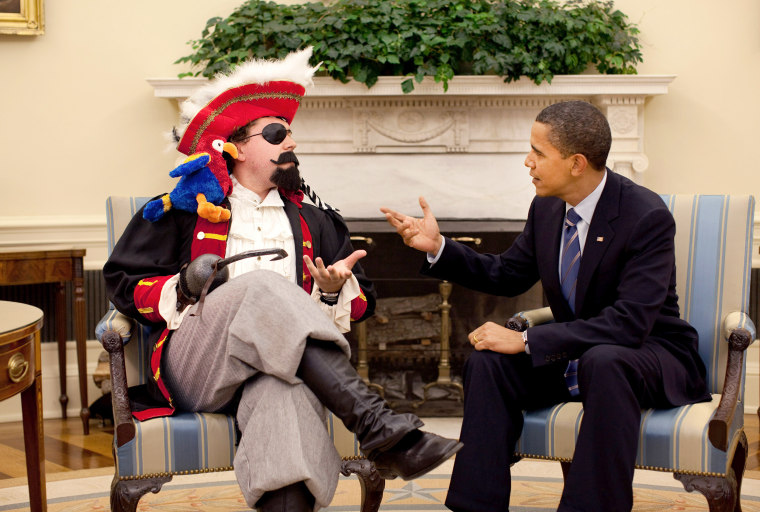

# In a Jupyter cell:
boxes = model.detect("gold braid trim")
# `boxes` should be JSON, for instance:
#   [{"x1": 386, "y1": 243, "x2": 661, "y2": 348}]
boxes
[{"x1": 190, "y1": 92, "x2": 303, "y2": 153}]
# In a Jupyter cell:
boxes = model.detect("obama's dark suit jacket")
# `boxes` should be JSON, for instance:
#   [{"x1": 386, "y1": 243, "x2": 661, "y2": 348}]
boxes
[{"x1": 425, "y1": 169, "x2": 709, "y2": 406}]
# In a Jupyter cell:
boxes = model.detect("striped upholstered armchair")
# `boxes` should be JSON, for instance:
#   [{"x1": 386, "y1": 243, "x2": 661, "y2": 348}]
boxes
[
  {"x1": 507, "y1": 194, "x2": 755, "y2": 511},
  {"x1": 96, "y1": 196, "x2": 384, "y2": 512}
]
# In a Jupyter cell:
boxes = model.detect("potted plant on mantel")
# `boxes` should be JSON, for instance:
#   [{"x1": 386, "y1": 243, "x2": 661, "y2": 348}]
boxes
[{"x1": 174, "y1": 0, "x2": 642, "y2": 94}]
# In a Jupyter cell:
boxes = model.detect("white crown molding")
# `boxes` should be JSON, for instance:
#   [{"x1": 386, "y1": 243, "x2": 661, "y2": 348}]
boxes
[{"x1": 147, "y1": 74, "x2": 676, "y2": 100}]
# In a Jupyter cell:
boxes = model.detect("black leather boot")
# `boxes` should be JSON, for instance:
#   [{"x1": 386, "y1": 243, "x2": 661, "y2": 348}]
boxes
[
  {"x1": 255, "y1": 482, "x2": 314, "y2": 512},
  {"x1": 298, "y1": 339, "x2": 463, "y2": 480}
]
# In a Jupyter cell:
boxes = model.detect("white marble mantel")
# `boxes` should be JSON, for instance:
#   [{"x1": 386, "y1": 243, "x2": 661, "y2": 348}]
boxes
[{"x1": 148, "y1": 74, "x2": 674, "y2": 220}]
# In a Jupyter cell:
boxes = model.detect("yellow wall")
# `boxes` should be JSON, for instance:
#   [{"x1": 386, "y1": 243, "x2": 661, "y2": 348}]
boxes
[
  {"x1": 0, "y1": 0, "x2": 242, "y2": 217},
  {"x1": 612, "y1": 0, "x2": 760, "y2": 194},
  {"x1": 1, "y1": 0, "x2": 758, "y2": 213}
]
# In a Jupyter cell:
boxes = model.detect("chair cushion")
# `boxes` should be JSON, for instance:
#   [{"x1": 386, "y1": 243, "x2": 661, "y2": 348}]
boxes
[
  {"x1": 116, "y1": 411, "x2": 361, "y2": 478},
  {"x1": 515, "y1": 394, "x2": 743, "y2": 476},
  {"x1": 116, "y1": 412, "x2": 237, "y2": 478}
]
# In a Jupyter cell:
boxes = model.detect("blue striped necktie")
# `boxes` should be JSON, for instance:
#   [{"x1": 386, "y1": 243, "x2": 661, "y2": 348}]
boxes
[{"x1": 561, "y1": 208, "x2": 582, "y2": 396}]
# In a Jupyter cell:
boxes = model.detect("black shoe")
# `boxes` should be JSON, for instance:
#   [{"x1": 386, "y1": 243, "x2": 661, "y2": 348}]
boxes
[
  {"x1": 255, "y1": 482, "x2": 314, "y2": 512},
  {"x1": 370, "y1": 430, "x2": 463, "y2": 480}
]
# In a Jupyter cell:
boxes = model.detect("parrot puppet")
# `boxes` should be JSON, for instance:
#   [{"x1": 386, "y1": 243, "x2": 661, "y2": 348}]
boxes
[{"x1": 143, "y1": 138, "x2": 237, "y2": 223}]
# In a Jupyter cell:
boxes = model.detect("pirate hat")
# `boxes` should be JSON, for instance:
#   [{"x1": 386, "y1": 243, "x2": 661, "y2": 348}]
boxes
[{"x1": 176, "y1": 46, "x2": 319, "y2": 156}]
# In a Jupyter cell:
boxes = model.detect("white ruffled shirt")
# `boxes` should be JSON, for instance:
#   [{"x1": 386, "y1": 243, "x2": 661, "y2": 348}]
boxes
[
  {"x1": 159, "y1": 175, "x2": 359, "y2": 332},
  {"x1": 226, "y1": 176, "x2": 297, "y2": 281}
]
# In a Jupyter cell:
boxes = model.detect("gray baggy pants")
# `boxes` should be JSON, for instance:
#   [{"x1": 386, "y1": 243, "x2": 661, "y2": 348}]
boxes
[{"x1": 163, "y1": 270, "x2": 351, "y2": 510}]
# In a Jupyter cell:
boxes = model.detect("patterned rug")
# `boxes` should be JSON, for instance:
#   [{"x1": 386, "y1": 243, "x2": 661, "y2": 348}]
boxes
[{"x1": 2, "y1": 460, "x2": 760, "y2": 511}]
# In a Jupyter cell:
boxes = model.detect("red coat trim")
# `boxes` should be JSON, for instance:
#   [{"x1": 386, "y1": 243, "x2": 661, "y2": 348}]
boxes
[
  {"x1": 134, "y1": 327, "x2": 175, "y2": 420},
  {"x1": 280, "y1": 187, "x2": 314, "y2": 293},
  {"x1": 350, "y1": 291, "x2": 368, "y2": 321},
  {"x1": 133, "y1": 276, "x2": 174, "y2": 323},
  {"x1": 192, "y1": 216, "x2": 230, "y2": 260},
  {"x1": 300, "y1": 215, "x2": 313, "y2": 293}
]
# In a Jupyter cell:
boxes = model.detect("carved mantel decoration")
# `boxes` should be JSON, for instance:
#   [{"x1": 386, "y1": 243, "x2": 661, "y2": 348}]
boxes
[{"x1": 148, "y1": 75, "x2": 674, "y2": 221}]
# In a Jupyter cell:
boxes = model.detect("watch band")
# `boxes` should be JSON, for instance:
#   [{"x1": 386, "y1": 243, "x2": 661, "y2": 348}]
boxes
[{"x1": 319, "y1": 288, "x2": 340, "y2": 305}]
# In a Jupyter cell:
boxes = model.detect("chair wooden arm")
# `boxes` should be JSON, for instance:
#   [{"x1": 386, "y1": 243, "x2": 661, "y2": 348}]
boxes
[
  {"x1": 708, "y1": 326, "x2": 753, "y2": 451},
  {"x1": 100, "y1": 329, "x2": 136, "y2": 448},
  {"x1": 506, "y1": 306, "x2": 554, "y2": 332}
]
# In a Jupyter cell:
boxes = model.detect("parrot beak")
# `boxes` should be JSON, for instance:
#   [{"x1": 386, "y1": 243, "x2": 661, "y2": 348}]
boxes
[{"x1": 223, "y1": 142, "x2": 239, "y2": 160}]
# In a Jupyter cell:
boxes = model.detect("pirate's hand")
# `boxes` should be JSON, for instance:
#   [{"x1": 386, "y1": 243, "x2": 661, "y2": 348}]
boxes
[{"x1": 304, "y1": 250, "x2": 366, "y2": 294}]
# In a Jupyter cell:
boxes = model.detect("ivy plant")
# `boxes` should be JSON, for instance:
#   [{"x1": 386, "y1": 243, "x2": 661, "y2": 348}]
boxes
[{"x1": 176, "y1": 0, "x2": 642, "y2": 93}]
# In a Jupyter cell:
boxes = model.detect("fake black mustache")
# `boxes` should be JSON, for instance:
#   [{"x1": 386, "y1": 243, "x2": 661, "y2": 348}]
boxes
[{"x1": 271, "y1": 152, "x2": 300, "y2": 166}]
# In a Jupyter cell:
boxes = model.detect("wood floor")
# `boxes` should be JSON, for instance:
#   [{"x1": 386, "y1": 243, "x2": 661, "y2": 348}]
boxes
[
  {"x1": 1, "y1": 413, "x2": 760, "y2": 481},
  {"x1": 0, "y1": 416, "x2": 114, "y2": 480}
]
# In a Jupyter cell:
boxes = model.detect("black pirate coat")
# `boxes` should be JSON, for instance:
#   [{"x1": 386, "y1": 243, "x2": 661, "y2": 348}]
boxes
[{"x1": 104, "y1": 191, "x2": 376, "y2": 419}]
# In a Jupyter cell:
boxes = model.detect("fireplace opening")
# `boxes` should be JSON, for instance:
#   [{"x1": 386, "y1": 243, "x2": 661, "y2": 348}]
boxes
[{"x1": 344, "y1": 222, "x2": 546, "y2": 414}]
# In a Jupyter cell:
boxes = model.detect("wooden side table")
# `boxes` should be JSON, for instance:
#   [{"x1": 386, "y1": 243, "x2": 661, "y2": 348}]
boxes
[
  {"x1": 0, "y1": 250, "x2": 89, "y2": 434},
  {"x1": 0, "y1": 301, "x2": 46, "y2": 512}
]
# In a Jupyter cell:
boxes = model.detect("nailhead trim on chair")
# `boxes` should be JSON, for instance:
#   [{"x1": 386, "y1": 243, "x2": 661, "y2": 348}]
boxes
[
  {"x1": 514, "y1": 453, "x2": 572, "y2": 463},
  {"x1": 118, "y1": 466, "x2": 235, "y2": 481},
  {"x1": 118, "y1": 460, "x2": 373, "y2": 480}
]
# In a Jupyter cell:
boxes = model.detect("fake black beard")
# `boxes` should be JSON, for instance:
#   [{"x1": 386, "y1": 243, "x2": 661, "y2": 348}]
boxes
[
  {"x1": 270, "y1": 152, "x2": 301, "y2": 191},
  {"x1": 270, "y1": 165, "x2": 301, "y2": 191},
  {"x1": 270, "y1": 152, "x2": 302, "y2": 191}
]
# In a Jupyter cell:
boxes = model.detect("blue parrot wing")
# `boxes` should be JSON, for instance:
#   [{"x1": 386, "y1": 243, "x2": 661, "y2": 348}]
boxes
[{"x1": 169, "y1": 153, "x2": 211, "y2": 178}]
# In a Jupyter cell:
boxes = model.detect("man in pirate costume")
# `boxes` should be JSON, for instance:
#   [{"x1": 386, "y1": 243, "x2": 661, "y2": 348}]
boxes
[{"x1": 104, "y1": 47, "x2": 462, "y2": 512}]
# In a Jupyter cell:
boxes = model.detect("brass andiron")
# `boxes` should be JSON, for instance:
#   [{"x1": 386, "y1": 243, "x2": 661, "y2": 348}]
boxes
[
  {"x1": 414, "y1": 280, "x2": 464, "y2": 408},
  {"x1": 356, "y1": 320, "x2": 384, "y2": 397}
]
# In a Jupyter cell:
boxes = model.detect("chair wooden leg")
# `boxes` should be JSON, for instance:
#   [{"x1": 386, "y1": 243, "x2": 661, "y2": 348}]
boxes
[
  {"x1": 674, "y1": 471, "x2": 736, "y2": 512},
  {"x1": 674, "y1": 432, "x2": 746, "y2": 512},
  {"x1": 341, "y1": 458, "x2": 385, "y2": 512},
  {"x1": 110, "y1": 473, "x2": 172, "y2": 512},
  {"x1": 731, "y1": 431, "x2": 748, "y2": 512}
]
